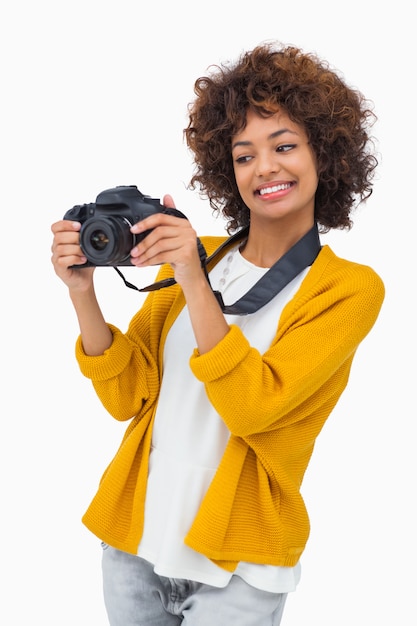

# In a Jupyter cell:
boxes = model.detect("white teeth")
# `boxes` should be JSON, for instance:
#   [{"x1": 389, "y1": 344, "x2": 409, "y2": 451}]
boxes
[{"x1": 259, "y1": 183, "x2": 291, "y2": 195}]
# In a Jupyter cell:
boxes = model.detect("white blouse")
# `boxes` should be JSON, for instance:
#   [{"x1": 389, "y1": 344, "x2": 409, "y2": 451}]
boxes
[{"x1": 137, "y1": 246, "x2": 308, "y2": 592}]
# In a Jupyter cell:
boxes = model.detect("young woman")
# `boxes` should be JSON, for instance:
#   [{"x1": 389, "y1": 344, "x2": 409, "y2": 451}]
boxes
[{"x1": 51, "y1": 43, "x2": 385, "y2": 625}]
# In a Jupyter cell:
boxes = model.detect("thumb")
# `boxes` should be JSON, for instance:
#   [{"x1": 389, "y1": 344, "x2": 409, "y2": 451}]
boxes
[{"x1": 162, "y1": 194, "x2": 176, "y2": 209}]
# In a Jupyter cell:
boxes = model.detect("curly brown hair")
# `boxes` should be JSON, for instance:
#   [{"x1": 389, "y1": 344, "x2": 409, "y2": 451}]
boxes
[{"x1": 184, "y1": 43, "x2": 378, "y2": 233}]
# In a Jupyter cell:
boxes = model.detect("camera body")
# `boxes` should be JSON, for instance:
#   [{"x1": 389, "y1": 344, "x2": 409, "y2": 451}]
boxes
[{"x1": 63, "y1": 185, "x2": 186, "y2": 267}]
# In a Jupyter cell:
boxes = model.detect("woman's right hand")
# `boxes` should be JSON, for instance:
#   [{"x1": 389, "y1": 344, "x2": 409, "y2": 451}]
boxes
[{"x1": 51, "y1": 220, "x2": 95, "y2": 291}]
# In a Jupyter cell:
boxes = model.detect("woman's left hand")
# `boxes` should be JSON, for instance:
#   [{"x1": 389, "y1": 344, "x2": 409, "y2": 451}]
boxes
[{"x1": 129, "y1": 194, "x2": 204, "y2": 289}]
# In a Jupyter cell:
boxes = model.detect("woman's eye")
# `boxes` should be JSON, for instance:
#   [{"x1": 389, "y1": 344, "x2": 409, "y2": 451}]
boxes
[
  {"x1": 235, "y1": 155, "x2": 252, "y2": 164},
  {"x1": 277, "y1": 143, "x2": 296, "y2": 153}
]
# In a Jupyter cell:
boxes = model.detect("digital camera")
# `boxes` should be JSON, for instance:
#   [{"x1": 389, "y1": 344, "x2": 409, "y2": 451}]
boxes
[{"x1": 63, "y1": 185, "x2": 186, "y2": 267}]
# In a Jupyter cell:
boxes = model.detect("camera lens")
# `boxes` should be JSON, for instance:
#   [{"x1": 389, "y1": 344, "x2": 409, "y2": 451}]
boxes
[
  {"x1": 90, "y1": 230, "x2": 110, "y2": 251},
  {"x1": 80, "y1": 217, "x2": 135, "y2": 266}
]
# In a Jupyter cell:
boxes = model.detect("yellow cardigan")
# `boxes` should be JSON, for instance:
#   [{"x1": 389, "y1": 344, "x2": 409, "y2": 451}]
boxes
[{"x1": 76, "y1": 236, "x2": 385, "y2": 571}]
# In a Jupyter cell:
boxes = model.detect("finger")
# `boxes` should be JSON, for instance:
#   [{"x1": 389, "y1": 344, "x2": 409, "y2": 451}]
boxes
[
  {"x1": 129, "y1": 223, "x2": 179, "y2": 260},
  {"x1": 131, "y1": 210, "x2": 181, "y2": 235},
  {"x1": 132, "y1": 238, "x2": 178, "y2": 265},
  {"x1": 51, "y1": 220, "x2": 82, "y2": 237},
  {"x1": 162, "y1": 194, "x2": 176, "y2": 209},
  {"x1": 52, "y1": 242, "x2": 87, "y2": 265}
]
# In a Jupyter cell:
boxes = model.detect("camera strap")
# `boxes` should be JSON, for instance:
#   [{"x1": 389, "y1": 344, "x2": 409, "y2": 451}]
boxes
[{"x1": 114, "y1": 222, "x2": 321, "y2": 315}]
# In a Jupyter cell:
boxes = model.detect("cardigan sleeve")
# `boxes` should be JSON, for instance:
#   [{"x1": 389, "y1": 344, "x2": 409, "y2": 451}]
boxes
[{"x1": 189, "y1": 248, "x2": 385, "y2": 437}]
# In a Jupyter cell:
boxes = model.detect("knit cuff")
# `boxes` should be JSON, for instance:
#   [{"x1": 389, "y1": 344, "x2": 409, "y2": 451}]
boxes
[
  {"x1": 189, "y1": 324, "x2": 251, "y2": 382},
  {"x1": 75, "y1": 324, "x2": 133, "y2": 381}
]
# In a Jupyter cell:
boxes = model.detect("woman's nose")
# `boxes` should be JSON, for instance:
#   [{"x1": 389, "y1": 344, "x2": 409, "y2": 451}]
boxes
[{"x1": 255, "y1": 152, "x2": 279, "y2": 177}]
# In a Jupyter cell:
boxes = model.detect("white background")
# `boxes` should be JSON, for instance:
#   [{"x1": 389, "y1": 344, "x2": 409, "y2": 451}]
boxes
[{"x1": 1, "y1": 1, "x2": 415, "y2": 624}]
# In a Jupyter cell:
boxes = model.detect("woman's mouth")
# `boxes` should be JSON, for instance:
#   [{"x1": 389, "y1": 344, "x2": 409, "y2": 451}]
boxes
[{"x1": 258, "y1": 182, "x2": 293, "y2": 196}]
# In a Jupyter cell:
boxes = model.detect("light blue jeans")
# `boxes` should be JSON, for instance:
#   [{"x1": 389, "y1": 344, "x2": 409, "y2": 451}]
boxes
[{"x1": 101, "y1": 544, "x2": 288, "y2": 625}]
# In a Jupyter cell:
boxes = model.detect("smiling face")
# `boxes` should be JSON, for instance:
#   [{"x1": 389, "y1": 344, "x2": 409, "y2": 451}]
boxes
[{"x1": 231, "y1": 108, "x2": 319, "y2": 235}]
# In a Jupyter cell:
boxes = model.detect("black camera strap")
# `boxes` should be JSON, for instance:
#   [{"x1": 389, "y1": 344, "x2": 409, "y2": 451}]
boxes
[{"x1": 114, "y1": 223, "x2": 321, "y2": 315}]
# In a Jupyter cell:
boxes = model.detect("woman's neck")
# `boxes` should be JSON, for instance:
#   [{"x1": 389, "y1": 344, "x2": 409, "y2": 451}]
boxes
[{"x1": 241, "y1": 219, "x2": 315, "y2": 267}]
